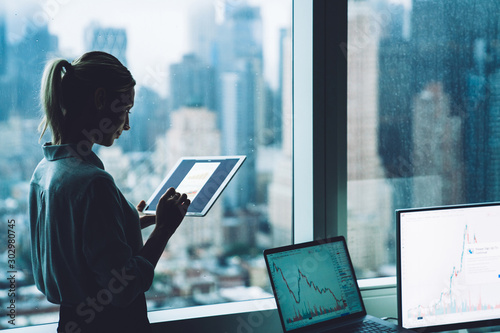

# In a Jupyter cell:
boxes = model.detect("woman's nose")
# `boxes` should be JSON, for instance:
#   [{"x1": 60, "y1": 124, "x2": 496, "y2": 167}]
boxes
[{"x1": 123, "y1": 114, "x2": 131, "y2": 131}]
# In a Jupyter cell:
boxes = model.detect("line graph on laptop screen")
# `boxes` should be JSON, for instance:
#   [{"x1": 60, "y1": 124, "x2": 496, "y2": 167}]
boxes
[
  {"x1": 400, "y1": 204, "x2": 500, "y2": 329},
  {"x1": 267, "y1": 241, "x2": 363, "y2": 331}
]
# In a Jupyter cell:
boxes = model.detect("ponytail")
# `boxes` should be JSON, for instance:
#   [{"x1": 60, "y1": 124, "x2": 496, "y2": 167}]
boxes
[
  {"x1": 38, "y1": 51, "x2": 135, "y2": 144},
  {"x1": 39, "y1": 59, "x2": 72, "y2": 144}
]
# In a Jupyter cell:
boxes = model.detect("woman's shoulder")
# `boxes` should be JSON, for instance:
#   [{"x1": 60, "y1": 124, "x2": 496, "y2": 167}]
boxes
[
  {"x1": 43, "y1": 156, "x2": 116, "y2": 191},
  {"x1": 66, "y1": 160, "x2": 115, "y2": 186}
]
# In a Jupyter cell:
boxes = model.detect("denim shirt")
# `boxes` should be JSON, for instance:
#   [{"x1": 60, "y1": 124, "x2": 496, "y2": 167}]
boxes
[{"x1": 29, "y1": 143, "x2": 154, "y2": 307}]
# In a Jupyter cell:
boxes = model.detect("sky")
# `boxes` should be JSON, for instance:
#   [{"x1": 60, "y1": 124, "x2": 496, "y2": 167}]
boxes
[{"x1": 2, "y1": 0, "x2": 291, "y2": 96}]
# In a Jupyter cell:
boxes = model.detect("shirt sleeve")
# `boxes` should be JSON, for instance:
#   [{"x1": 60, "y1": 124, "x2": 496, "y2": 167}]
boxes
[{"x1": 81, "y1": 175, "x2": 154, "y2": 307}]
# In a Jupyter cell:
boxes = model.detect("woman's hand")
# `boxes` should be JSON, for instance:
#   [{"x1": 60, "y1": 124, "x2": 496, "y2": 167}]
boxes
[
  {"x1": 139, "y1": 188, "x2": 190, "y2": 268},
  {"x1": 136, "y1": 200, "x2": 156, "y2": 229},
  {"x1": 155, "y1": 187, "x2": 190, "y2": 236}
]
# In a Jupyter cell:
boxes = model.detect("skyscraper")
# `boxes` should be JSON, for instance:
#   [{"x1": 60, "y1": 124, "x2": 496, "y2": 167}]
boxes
[
  {"x1": 213, "y1": 3, "x2": 264, "y2": 211},
  {"x1": 412, "y1": 82, "x2": 463, "y2": 207},
  {"x1": 85, "y1": 23, "x2": 128, "y2": 66},
  {"x1": 377, "y1": 2, "x2": 413, "y2": 211},
  {"x1": 463, "y1": 1, "x2": 500, "y2": 203},
  {"x1": 347, "y1": 1, "x2": 392, "y2": 274},
  {"x1": 169, "y1": 54, "x2": 217, "y2": 112},
  {"x1": 11, "y1": 25, "x2": 58, "y2": 119}
]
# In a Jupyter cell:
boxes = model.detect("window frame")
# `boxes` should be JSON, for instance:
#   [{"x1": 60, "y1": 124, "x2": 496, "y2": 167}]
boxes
[{"x1": 294, "y1": 0, "x2": 347, "y2": 243}]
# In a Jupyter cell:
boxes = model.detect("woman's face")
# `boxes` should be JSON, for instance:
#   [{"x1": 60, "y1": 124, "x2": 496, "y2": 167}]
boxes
[{"x1": 100, "y1": 87, "x2": 135, "y2": 147}]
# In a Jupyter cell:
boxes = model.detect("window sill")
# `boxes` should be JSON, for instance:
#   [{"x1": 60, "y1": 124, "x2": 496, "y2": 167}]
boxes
[
  {"x1": 148, "y1": 297, "x2": 277, "y2": 323},
  {"x1": 358, "y1": 276, "x2": 396, "y2": 291}
]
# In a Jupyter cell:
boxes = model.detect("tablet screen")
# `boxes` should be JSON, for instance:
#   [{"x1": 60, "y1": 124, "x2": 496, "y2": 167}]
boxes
[{"x1": 145, "y1": 156, "x2": 246, "y2": 216}]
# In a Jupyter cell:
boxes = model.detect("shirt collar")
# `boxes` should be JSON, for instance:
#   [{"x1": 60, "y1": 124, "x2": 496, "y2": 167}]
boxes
[{"x1": 42, "y1": 142, "x2": 105, "y2": 170}]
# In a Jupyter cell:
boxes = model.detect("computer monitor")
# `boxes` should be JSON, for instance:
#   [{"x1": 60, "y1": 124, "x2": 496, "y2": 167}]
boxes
[{"x1": 397, "y1": 202, "x2": 500, "y2": 332}]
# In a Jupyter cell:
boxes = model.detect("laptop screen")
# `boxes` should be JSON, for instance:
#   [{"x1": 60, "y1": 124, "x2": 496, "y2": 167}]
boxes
[
  {"x1": 264, "y1": 237, "x2": 365, "y2": 332},
  {"x1": 397, "y1": 203, "x2": 500, "y2": 331}
]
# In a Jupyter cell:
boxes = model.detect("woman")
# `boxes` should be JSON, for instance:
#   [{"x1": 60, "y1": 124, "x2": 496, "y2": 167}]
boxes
[{"x1": 29, "y1": 51, "x2": 190, "y2": 332}]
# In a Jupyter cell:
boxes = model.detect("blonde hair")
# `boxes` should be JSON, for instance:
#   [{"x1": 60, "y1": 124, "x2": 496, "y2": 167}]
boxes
[{"x1": 39, "y1": 51, "x2": 136, "y2": 143}]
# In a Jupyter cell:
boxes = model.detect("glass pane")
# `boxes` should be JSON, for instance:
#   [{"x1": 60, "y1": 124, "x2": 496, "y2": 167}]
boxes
[
  {"x1": 348, "y1": 0, "x2": 498, "y2": 278},
  {"x1": 0, "y1": 0, "x2": 291, "y2": 328}
]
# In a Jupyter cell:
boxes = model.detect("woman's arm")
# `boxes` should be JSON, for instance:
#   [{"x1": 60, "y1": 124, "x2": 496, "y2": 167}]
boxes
[
  {"x1": 139, "y1": 188, "x2": 190, "y2": 268},
  {"x1": 82, "y1": 178, "x2": 189, "y2": 306}
]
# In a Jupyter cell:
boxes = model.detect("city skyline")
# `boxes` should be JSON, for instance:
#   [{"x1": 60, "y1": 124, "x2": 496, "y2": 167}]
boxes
[
  {"x1": 1, "y1": 0, "x2": 290, "y2": 95},
  {"x1": 0, "y1": 0, "x2": 292, "y2": 328}
]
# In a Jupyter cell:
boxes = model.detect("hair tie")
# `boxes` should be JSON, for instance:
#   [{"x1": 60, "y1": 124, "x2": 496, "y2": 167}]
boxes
[{"x1": 64, "y1": 61, "x2": 74, "y2": 75}]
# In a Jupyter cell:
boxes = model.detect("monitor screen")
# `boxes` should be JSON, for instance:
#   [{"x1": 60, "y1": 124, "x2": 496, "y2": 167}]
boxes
[
  {"x1": 397, "y1": 203, "x2": 500, "y2": 332},
  {"x1": 264, "y1": 237, "x2": 365, "y2": 332}
]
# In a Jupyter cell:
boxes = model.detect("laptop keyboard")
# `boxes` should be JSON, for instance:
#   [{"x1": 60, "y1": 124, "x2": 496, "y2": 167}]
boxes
[{"x1": 338, "y1": 320, "x2": 399, "y2": 332}]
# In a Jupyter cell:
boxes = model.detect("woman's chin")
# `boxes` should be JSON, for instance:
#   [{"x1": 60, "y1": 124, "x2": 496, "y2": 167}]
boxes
[
  {"x1": 102, "y1": 133, "x2": 121, "y2": 146},
  {"x1": 99, "y1": 137, "x2": 116, "y2": 147}
]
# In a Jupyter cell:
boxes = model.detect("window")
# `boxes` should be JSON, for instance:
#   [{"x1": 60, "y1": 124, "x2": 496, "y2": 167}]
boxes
[
  {"x1": 346, "y1": 0, "x2": 500, "y2": 279},
  {"x1": 0, "y1": 0, "x2": 291, "y2": 329}
]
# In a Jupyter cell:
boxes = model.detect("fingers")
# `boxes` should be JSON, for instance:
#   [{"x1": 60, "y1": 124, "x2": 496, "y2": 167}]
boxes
[
  {"x1": 171, "y1": 192, "x2": 190, "y2": 207},
  {"x1": 158, "y1": 188, "x2": 175, "y2": 204},
  {"x1": 136, "y1": 200, "x2": 147, "y2": 212},
  {"x1": 175, "y1": 193, "x2": 190, "y2": 206},
  {"x1": 164, "y1": 187, "x2": 176, "y2": 198},
  {"x1": 160, "y1": 188, "x2": 190, "y2": 206},
  {"x1": 155, "y1": 188, "x2": 190, "y2": 234}
]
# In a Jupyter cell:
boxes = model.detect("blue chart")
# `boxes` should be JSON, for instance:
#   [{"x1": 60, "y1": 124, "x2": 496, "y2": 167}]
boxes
[{"x1": 268, "y1": 243, "x2": 361, "y2": 330}]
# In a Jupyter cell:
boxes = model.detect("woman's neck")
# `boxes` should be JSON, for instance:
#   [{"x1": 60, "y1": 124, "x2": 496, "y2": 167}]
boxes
[{"x1": 57, "y1": 132, "x2": 95, "y2": 150}]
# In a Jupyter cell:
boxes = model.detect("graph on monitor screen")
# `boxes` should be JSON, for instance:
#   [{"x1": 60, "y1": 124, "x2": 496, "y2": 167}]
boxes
[
  {"x1": 267, "y1": 242, "x2": 362, "y2": 330},
  {"x1": 400, "y1": 206, "x2": 500, "y2": 328}
]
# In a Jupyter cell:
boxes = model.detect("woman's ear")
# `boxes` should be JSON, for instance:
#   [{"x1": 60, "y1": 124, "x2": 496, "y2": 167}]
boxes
[{"x1": 94, "y1": 87, "x2": 106, "y2": 111}]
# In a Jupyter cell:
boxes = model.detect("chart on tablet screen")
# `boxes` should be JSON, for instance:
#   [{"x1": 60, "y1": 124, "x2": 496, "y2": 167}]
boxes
[{"x1": 175, "y1": 162, "x2": 220, "y2": 201}]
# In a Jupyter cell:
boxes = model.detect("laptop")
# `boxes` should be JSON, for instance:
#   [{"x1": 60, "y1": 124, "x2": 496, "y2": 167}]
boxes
[{"x1": 264, "y1": 236, "x2": 414, "y2": 332}]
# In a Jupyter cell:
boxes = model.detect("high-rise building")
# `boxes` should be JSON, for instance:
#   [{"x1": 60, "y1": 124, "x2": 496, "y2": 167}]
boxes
[
  {"x1": 169, "y1": 54, "x2": 217, "y2": 112},
  {"x1": 464, "y1": 25, "x2": 500, "y2": 203},
  {"x1": 85, "y1": 23, "x2": 128, "y2": 66},
  {"x1": 10, "y1": 25, "x2": 58, "y2": 119},
  {"x1": 213, "y1": 3, "x2": 265, "y2": 211},
  {"x1": 347, "y1": 1, "x2": 392, "y2": 274},
  {"x1": 412, "y1": 82, "x2": 463, "y2": 207},
  {"x1": 189, "y1": 2, "x2": 217, "y2": 66},
  {"x1": 377, "y1": 2, "x2": 412, "y2": 175}
]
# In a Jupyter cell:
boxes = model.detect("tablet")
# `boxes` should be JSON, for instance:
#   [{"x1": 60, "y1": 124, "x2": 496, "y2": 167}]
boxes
[{"x1": 144, "y1": 156, "x2": 246, "y2": 217}]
